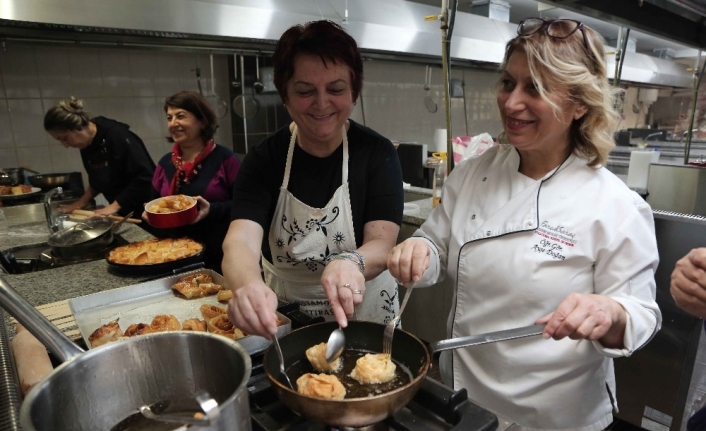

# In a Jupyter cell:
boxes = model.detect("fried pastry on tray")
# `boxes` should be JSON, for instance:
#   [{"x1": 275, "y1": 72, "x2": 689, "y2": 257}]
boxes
[
  {"x1": 207, "y1": 314, "x2": 246, "y2": 340},
  {"x1": 107, "y1": 238, "x2": 203, "y2": 265},
  {"x1": 182, "y1": 318, "x2": 207, "y2": 332},
  {"x1": 172, "y1": 272, "x2": 223, "y2": 299},
  {"x1": 123, "y1": 323, "x2": 154, "y2": 337},
  {"x1": 297, "y1": 373, "x2": 346, "y2": 400},
  {"x1": 217, "y1": 289, "x2": 233, "y2": 303},
  {"x1": 150, "y1": 314, "x2": 181, "y2": 332},
  {"x1": 305, "y1": 342, "x2": 341, "y2": 372},
  {"x1": 200, "y1": 304, "x2": 226, "y2": 321},
  {"x1": 88, "y1": 319, "x2": 122, "y2": 348},
  {"x1": 350, "y1": 353, "x2": 397, "y2": 384}
]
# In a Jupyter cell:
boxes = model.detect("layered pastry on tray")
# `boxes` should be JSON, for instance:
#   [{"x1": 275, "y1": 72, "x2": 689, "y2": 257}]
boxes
[{"x1": 107, "y1": 237, "x2": 203, "y2": 265}]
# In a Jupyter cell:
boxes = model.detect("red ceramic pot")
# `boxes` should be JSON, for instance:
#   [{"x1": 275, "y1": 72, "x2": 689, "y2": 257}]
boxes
[{"x1": 145, "y1": 195, "x2": 198, "y2": 228}]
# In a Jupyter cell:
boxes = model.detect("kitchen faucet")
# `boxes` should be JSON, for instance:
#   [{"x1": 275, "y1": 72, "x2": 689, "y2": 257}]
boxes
[
  {"x1": 44, "y1": 187, "x2": 63, "y2": 233},
  {"x1": 680, "y1": 129, "x2": 699, "y2": 145},
  {"x1": 644, "y1": 132, "x2": 663, "y2": 142}
]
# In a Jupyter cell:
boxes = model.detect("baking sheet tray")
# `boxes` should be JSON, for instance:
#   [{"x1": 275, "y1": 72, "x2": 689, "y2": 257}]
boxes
[{"x1": 68, "y1": 269, "x2": 291, "y2": 355}]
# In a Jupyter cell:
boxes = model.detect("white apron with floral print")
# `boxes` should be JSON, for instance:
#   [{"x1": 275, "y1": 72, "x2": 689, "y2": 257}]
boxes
[{"x1": 261, "y1": 124, "x2": 398, "y2": 323}]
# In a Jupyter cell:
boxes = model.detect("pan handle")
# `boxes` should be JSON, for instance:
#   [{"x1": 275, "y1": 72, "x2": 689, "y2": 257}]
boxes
[
  {"x1": 0, "y1": 274, "x2": 85, "y2": 362},
  {"x1": 428, "y1": 324, "x2": 545, "y2": 354}
]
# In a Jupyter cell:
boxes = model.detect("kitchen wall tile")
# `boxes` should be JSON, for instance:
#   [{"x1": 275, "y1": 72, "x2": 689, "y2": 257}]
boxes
[
  {"x1": 128, "y1": 97, "x2": 164, "y2": 141},
  {"x1": 69, "y1": 50, "x2": 104, "y2": 98},
  {"x1": 35, "y1": 49, "x2": 73, "y2": 99},
  {"x1": 7, "y1": 99, "x2": 47, "y2": 147},
  {"x1": 101, "y1": 97, "x2": 137, "y2": 134},
  {"x1": 0, "y1": 47, "x2": 41, "y2": 99},
  {"x1": 49, "y1": 145, "x2": 85, "y2": 175},
  {"x1": 16, "y1": 145, "x2": 53, "y2": 173},
  {"x1": 154, "y1": 53, "x2": 185, "y2": 97},
  {"x1": 128, "y1": 51, "x2": 157, "y2": 98},
  {"x1": 0, "y1": 100, "x2": 14, "y2": 149},
  {"x1": 0, "y1": 148, "x2": 18, "y2": 169},
  {"x1": 143, "y1": 138, "x2": 168, "y2": 167},
  {"x1": 100, "y1": 51, "x2": 132, "y2": 98}
]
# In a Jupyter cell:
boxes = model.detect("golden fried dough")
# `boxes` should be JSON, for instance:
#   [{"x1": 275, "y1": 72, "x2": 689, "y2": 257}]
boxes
[
  {"x1": 150, "y1": 314, "x2": 181, "y2": 332},
  {"x1": 123, "y1": 323, "x2": 154, "y2": 337},
  {"x1": 88, "y1": 319, "x2": 122, "y2": 347},
  {"x1": 182, "y1": 318, "x2": 207, "y2": 332},
  {"x1": 217, "y1": 289, "x2": 233, "y2": 303},
  {"x1": 208, "y1": 314, "x2": 246, "y2": 340},
  {"x1": 297, "y1": 373, "x2": 346, "y2": 400},
  {"x1": 200, "y1": 304, "x2": 226, "y2": 321},
  {"x1": 107, "y1": 238, "x2": 202, "y2": 265},
  {"x1": 305, "y1": 342, "x2": 341, "y2": 372},
  {"x1": 172, "y1": 272, "x2": 223, "y2": 299},
  {"x1": 350, "y1": 353, "x2": 396, "y2": 384}
]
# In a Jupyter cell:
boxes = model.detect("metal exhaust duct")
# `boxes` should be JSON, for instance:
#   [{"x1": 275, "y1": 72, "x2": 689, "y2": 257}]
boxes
[{"x1": 0, "y1": 0, "x2": 693, "y2": 87}]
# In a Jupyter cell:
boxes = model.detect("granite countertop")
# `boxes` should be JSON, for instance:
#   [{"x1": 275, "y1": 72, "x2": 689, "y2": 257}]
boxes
[
  {"x1": 1, "y1": 220, "x2": 154, "y2": 307},
  {"x1": 403, "y1": 186, "x2": 434, "y2": 226}
]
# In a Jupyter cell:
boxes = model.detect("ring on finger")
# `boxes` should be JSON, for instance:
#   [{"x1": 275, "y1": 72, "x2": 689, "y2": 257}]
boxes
[{"x1": 351, "y1": 289, "x2": 362, "y2": 295}]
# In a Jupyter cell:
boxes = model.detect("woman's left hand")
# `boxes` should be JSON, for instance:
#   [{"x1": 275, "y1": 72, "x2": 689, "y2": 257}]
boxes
[
  {"x1": 191, "y1": 196, "x2": 210, "y2": 224},
  {"x1": 536, "y1": 293, "x2": 627, "y2": 348},
  {"x1": 321, "y1": 259, "x2": 366, "y2": 328}
]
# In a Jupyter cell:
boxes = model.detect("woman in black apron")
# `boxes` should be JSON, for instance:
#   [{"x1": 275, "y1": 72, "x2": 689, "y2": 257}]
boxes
[
  {"x1": 44, "y1": 97, "x2": 155, "y2": 217},
  {"x1": 224, "y1": 20, "x2": 404, "y2": 338}
]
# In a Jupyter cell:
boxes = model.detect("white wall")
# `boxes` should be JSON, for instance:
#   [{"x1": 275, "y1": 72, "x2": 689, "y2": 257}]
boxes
[{"x1": 0, "y1": 42, "x2": 233, "y2": 185}]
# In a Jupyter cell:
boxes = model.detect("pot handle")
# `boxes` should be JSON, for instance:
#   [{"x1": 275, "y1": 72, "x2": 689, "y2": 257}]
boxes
[{"x1": 0, "y1": 274, "x2": 85, "y2": 362}]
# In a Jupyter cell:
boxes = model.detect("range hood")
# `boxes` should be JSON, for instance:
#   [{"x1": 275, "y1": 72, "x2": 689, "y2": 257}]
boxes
[{"x1": 0, "y1": 0, "x2": 692, "y2": 87}]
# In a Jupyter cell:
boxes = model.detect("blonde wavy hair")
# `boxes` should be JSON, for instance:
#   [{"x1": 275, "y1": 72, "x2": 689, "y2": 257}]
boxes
[
  {"x1": 43, "y1": 96, "x2": 92, "y2": 132},
  {"x1": 497, "y1": 20, "x2": 619, "y2": 167}
]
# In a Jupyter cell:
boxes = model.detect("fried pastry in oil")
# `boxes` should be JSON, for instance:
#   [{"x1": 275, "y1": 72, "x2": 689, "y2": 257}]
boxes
[
  {"x1": 305, "y1": 342, "x2": 341, "y2": 372},
  {"x1": 297, "y1": 373, "x2": 346, "y2": 400},
  {"x1": 350, "y1": 353, "x2": 396, "y2": 384}
]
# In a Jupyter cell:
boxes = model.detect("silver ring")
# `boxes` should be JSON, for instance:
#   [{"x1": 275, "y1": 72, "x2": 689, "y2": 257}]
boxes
[{"x1": 351, "y1": 289, "x2": 362, "y2": 295}]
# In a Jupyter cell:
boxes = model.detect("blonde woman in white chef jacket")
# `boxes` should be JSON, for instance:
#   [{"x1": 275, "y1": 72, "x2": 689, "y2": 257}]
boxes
[
  {"x1": 388, "y1": 18, "x2": 661, "y2": 431},
  {"x1": 223, "y1": 20, "x2": 403, "y2": 337}
]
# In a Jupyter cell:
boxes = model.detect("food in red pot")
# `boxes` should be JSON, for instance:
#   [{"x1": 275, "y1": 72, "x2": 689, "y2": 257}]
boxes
[{"x1": 145, "y1": 194, "x2": 197, "y2": 228}]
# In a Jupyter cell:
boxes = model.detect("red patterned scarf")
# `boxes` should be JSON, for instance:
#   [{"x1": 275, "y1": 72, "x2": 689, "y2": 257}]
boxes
[{"x1": 168, "y1": 139, "x2": 215, "y2": 195}]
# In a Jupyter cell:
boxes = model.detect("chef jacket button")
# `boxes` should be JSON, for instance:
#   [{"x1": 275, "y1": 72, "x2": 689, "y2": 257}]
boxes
[
  {"x1": 471, "y1": 214, "x2": 476, "y2": 219},
  {"x1": 482, "y1": 177, "x2": 487, "y2": 182},
  {"x1": 486, "y1": 231, "x2": 491, "y2": 236}
]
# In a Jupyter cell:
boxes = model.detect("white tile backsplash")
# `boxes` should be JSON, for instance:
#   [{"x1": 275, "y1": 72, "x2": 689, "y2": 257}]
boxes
[
  {"x1": 0, "y1": 100, "x2": 14, "y2": 149},
  {"x1": 16, "y1": 146, "x2": 53, "y2": 173},
  {"x1": 0, "y1": 48, "x2": 41, "y2": 99},
  {"x1": 7, "y1": 99, "x2": 47, "y2": 147},
  {"x1": 0, "y1": 148, "x2": 18, "y2": 169},
  {"x1": 36, "y1": 49, "x2": 73, "y2": 99},
  {"x1": 69, "y1": 50, "x2": 104, "y2": 98},
  {"x1": 100, "y1": 51, "x2": 132, "y2": 98}
]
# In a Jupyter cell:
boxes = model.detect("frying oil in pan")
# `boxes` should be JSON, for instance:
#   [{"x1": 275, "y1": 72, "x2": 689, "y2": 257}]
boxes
[{"x1": 287, "y1": 349, "x2": 413, "y2": 398}]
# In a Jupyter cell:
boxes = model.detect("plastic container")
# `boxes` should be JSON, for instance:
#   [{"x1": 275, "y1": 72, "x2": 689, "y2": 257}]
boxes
[
  {"x1": 432, "y1": 152, "x2": 447, "y2": 208},
  {"x1": 145, "y1": 195, "x2": 198, "y2": 229}
]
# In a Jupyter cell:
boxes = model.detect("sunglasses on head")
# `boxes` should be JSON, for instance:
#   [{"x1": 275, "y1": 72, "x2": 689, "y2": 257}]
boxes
[{"x1": 517, "y1": 17, "x2": 588, "y2": 50}]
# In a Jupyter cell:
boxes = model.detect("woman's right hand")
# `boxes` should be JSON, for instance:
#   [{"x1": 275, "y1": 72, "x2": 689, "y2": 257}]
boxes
[
  {"x1": 227, "y1": 280, "x2": 280, "y2": 339},
  {"x1": 58, "y1": 202, "x2": 84, "y2": 214},
  {"x1": 387, "y1": 238, "x2": 431, "y2": 285}
]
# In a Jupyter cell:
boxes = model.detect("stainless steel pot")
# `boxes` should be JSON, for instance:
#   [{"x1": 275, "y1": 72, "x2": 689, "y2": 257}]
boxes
[
  {"x1": 0, "y1": 168, "x2": 25, "y2": 186},
  {"x1": 0, "y1": 274, "x2": 252, "y2": 431}
]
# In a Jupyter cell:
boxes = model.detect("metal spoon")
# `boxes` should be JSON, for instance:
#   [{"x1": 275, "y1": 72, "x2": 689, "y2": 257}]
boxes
[
  {"x1": 272, "y1": 335, "x2": 294, "y2": 390},
  {"x1": 325, "y1": 325, "x2": 345, "y2": 363}
]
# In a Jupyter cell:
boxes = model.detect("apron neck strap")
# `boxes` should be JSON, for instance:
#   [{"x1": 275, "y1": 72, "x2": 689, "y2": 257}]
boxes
[{"x1": 283, "y1": 124, "x2": 349, "y2": 189}]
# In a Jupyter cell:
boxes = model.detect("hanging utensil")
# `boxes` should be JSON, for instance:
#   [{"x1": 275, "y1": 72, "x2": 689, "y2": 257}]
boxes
[
  {"x1": 194, "y1": 67, "x2": 203, "y2": 95},
  {"x1": 206, "y1": 54, "x2": 228, "y2": 119},
  {"x1": 233, "y1": 56, "x2": 260, "y2": 119},
  {"x1": 424, "y1": 65, "x2": 438, "y2": 114},
  {"x1": 253, "y1": 55, "x2": 264, "y2": 94}
]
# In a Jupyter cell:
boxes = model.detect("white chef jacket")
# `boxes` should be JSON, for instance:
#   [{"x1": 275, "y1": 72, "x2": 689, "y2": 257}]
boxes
[{"x1": 408, "y1": 145, "x2": 661, "y2": 431}]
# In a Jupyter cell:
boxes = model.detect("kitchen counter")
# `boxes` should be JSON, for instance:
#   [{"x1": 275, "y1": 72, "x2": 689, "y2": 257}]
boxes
[{"x1": 1, "y1": 220, "x2": 153, "y2": 307}]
